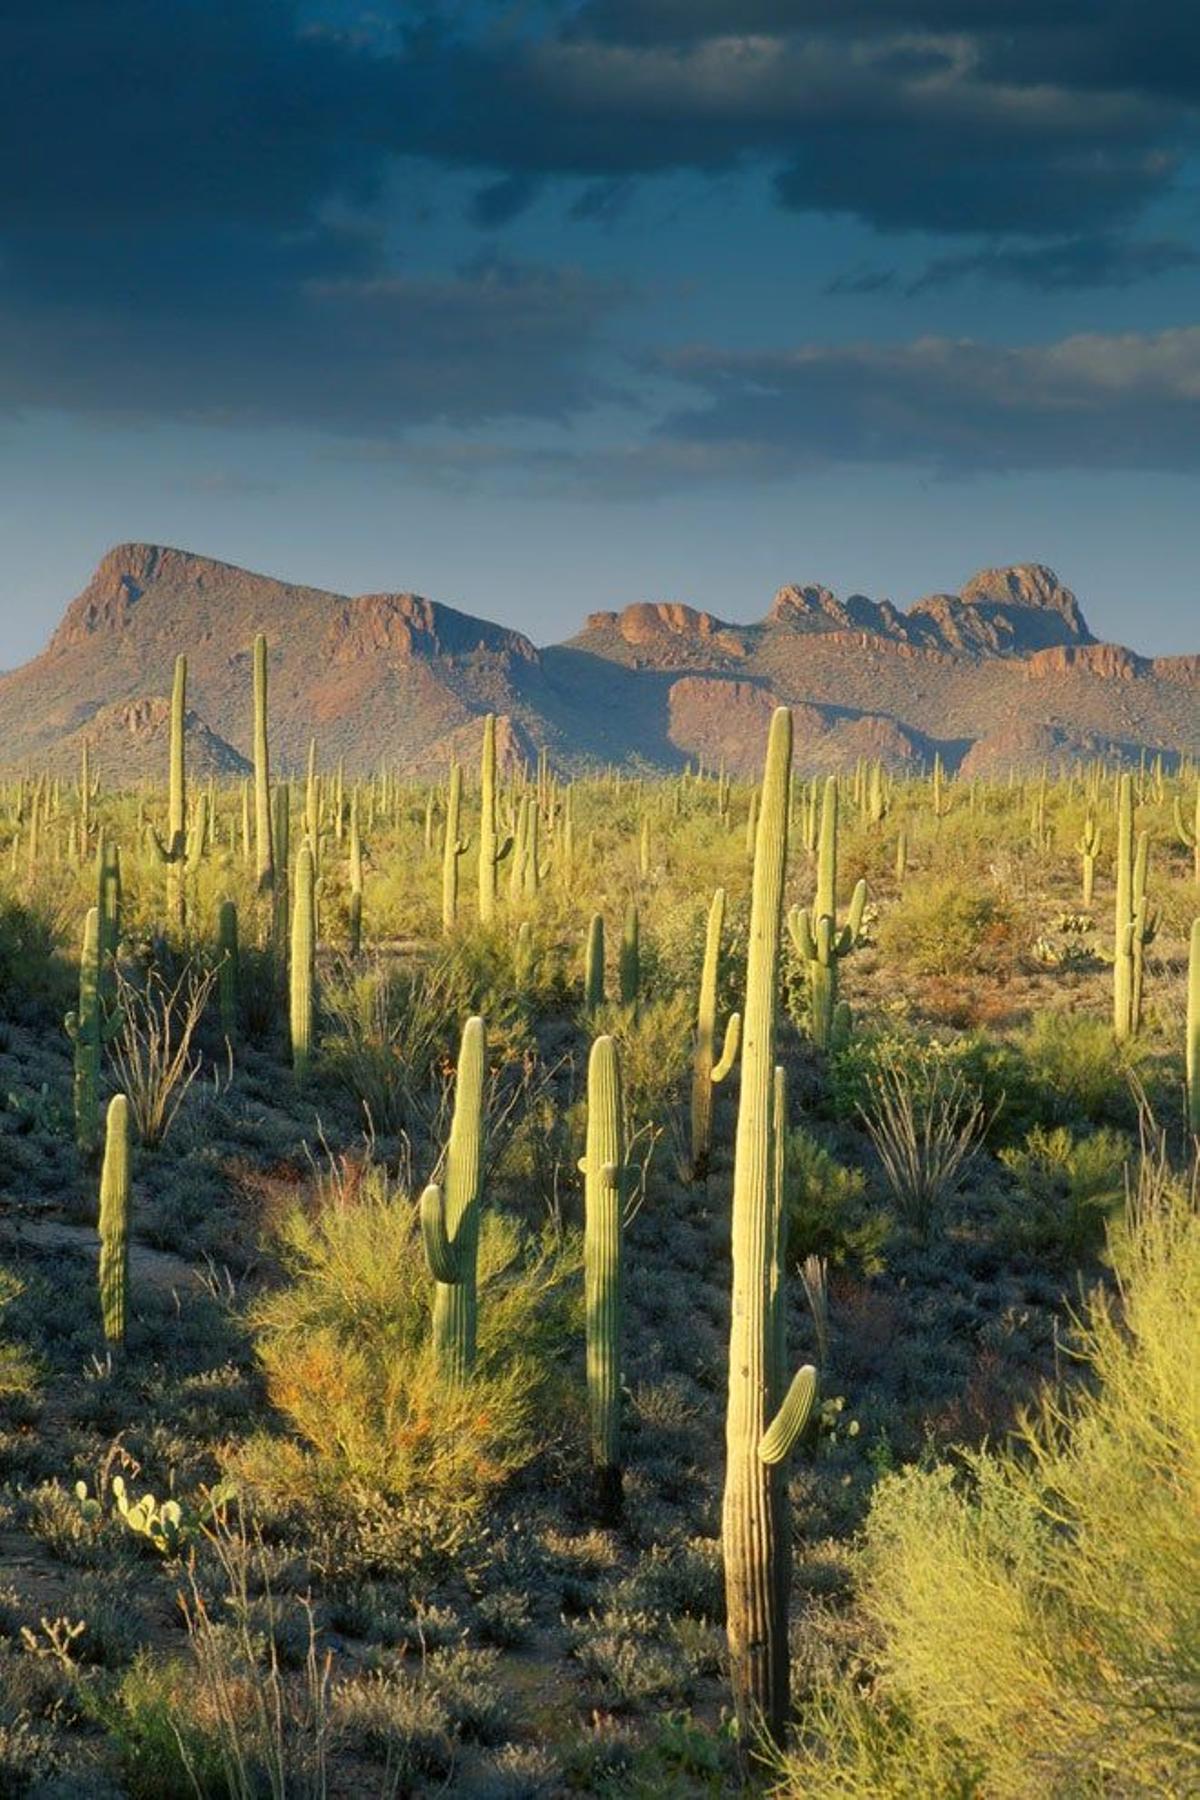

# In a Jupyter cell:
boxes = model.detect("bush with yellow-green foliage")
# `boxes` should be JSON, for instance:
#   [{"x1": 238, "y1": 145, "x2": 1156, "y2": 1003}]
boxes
[
  {"x1": 779, "y1": 1154, "x2": 1200, "y2": 1798},
  {"x1": 876, "y1": 874, "x2": 1018, "y2": 980},
  {"x1": 243, "y1": 1159, "x2": 581, "y2": 1514}
]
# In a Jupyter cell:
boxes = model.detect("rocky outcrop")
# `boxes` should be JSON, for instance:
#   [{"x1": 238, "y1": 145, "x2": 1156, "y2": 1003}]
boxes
[{"x1": 1025, "y1": 643, "x2": 1146, "y2": 681}]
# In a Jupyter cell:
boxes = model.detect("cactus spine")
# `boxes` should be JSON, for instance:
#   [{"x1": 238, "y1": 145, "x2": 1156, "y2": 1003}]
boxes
[
  {"x1": 689, "y1": 887, "x2": 740, "y2": 1183},
  {"x1": 65, "y1": 906, "x2": 122, "y2": 1153},
  {"x1": 289, "y1": 841, "x2": 315, "y2": 1080},
  {"x1": 441, "y1": 762, "x2": 470, "y2": 933},
  {"x1": 477, "y1": 714, "x2": 513, "y2": 924},
  {"x1": 584, "y1": 913, "x2": 605, "y2": 1014},
  {"x1": 420, "y1": 1016, "x2": 486, "y2": 1383},
  {"x1": 98, "y1": 1093, "x2": 131, "y2": 1345},
  {"x1": 252, "y1": 633, "x2": 274, "y2": 893},
  {"x1": 723, "y1": 708, "x2": 817, "y2": 1744},
  {"x1": 1188, "y1": 917, "x2": 1200, "y2": 1135},
  {"x1": 787, "y1": 775, "x2": 867, "y2": 1050},
  {"x1": 581, "y1": 1034, "x2": 625, "y2": 1517},
  {"x1": 217, "y1": 899, "x2": 239, "y2": 1043}
]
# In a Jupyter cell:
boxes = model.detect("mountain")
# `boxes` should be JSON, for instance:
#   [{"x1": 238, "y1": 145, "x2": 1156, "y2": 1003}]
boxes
[{"x1": 0, "y1": 543, "x2": 1194, "y2": 779}]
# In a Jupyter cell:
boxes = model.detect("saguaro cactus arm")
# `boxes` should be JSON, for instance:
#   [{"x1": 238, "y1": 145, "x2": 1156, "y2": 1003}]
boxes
[{"x1": 758, "y1": 1364, "x2": 819, "y2": 1465}]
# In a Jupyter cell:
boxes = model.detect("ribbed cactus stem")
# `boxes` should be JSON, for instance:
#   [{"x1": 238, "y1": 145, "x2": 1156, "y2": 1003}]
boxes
[
  {"x1": 618, "y1": 902, "x2": 639, "y2": 1010},
  {"x1": 1078, "y1": 810, "x2": 1100, "y2": 907},
  {"x1": 348, "y1": 791, "x2": 363, "y2": 956},
  {"x1": 787, "y1": 775, "x2": 867, "y2": 1050},
  {"x1": 478, "y1": 714, "x2": 513, "y2": 924},
  {"x1": 98, "y1": 1094, "x2": 131, "y2": 1346},
  {"x1": 1113, "y1": 773, "x2": 1134, "y2": 1041},
  {"x1": 1174, "y1": 782, "x2": 1199, "y2": 885},
  {"x1": 441, "y1": 762, "x2": 469, "y2": 933},
  {"x1": 253, "y1": 633, "x2": 274, "y2": 893},
  {"x1": 65, "y1": 906, "x2": 114, "y2": 1153},
  {"x1": 584, "y1": 913, "x2": 605, "y2": 1014},
  {"x1": 1188, "y1": 917, "x2": 1200, "y2": 1135},
  {"x1": 582, "y1": 1033, "x2": 624, "y2": 1518},
  {"x1": 689, "y1": 887, "x2": 740, "y2": 1183},
  {"x1": 305, "y1": 738, "x2": 320, "y2": 869},
  {"x1": 421, "y1": 1015, "x2": 486, "y2": 1383},
  {"x1": 723, "y1": 705, "x2": 794, "y2": 1744},
  {"x1": 217, "y1": 899, "x2": 239, "y2": 1043},
  {"x1": 290, "y1": 841, "x2": 315, "y2": 1080}
]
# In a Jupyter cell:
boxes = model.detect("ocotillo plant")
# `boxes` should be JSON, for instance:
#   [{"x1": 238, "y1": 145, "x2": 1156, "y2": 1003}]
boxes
[
  {"x1": 1113, "y1": 772, "x2": 1136, "y2": 1041},
  {"x1": 618, "y1": 903, "x2": 639, "y2": 1011},
  {"x1": 1078, "y1": 810, "x2": 1100, "y2": 907},
  {"x1": 347, "y1": 792, "x2": 364, "y2": 956},
  {"x1": 252, "y1": 632, "x2": 274, "y2": 893},
  {"x1": 1176, "y1": 781, "x2": 1200, "y2": 885},
  {"x1": 1188, "y1": 917, "x2": 1200, "y2": 1135},
  {"x1": 147, "y1": 654, "x2": 188, "y2": 928},
  {"x1": 441, "y1": 762, "x2": 469, "y2": 933},
  {"x1": 688, "y1": 887, "x2": 740, "y2": 1184},
  {"x1": 290, "y1": 841, "x2": 316, "y2": 1080},
  {"x1": 420, "y1": 1015, "x2": 486, "y2": 1383},
  {"x1": 723, "y1": 707, "x2": 819, "y2": 1746},
  {"x1": 584, "y1": 913, "x2": 605, "y2": 1014},
  {"x1": 98, "y1": 1093, "x2": 131, "y2": 1346},
  {"x1": 581, "y1": 1033, "x2": 625, "y2": 1519},
  {"x1": 478, "y1": 714, "x2": 513, "y2": 925},
  {"x1": 787, "y1": 774, "x2": 867, "y2": 1050},
  {"x1": 65, "y1": 906, "x2": 122, "y2": 1153},
  {"x1": 217, "y1": 899, "x2": 239, "y2": 1043}
]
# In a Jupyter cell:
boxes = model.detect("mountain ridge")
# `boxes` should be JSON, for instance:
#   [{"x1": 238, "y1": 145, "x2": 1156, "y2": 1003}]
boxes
[{"x1": 0, "y1": 543, "x2": 1194, "y2": 780}]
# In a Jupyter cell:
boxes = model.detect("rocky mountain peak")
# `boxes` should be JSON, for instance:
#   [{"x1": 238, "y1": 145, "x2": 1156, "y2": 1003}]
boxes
[{"x1": 959, "y1": 564, "x2": 1093, "y2": 641}]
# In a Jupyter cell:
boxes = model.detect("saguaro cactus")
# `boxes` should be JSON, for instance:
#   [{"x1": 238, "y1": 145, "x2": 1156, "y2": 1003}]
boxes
[
  {"x1": 477, "y1": 714, "x2": 513, "y2": 925},
  {"x1": 1175, "y1": 781, "x2": 1200, "y2": 886},
  {"x1": 787, "y1": 775, "x2": 867, "y2": 1049},
  {"x1": 98, "y1": 1093, "x2": 131, "y2": 1346},
  {"x1": 252, "y1": 633, "x2": 274, "y2": 893},
  {"x1": 147, "y1": 654, "x2": 188, "y2": 927},
  {"x1": 217, "y1": 899, "x2": 239, "y2": 1043},
  {"x1": 584, "y1": 913, "x2": 605, "y2": 1014},
  {"x1": 347, "y1": 791, "x2": 364, "y2": 956},
  {"x1": 1113, "y1": 773, "x2": 1135, "y2": 1041},
  {"x1": 581, "y1": 1034, "x2": 625, "y2": 1518},
  {"x1": 1130, "y1": 830, "x2": 1159, "y2": 1037},
  {"x1": 1188, "y1": 917, "x2": 1200, "y2": 1136},
  {"x1": 65, "y1": 906, "x2": 123, "y2": 1153},
  {"x1": 441, "y1": 762, "x2": 470, "y2": 933},
  {"x1": 420, "y1": 1016, "x2": 486, "y2": 1383},
  {"x1": 618, "y1": 903, "x2": 640, "y2": 1010},
  {"x1": 290, "y1": 841, "x2": 316, "y2": 1080},
  {"x1": 688, "y1": 887, "x2": 740, "y2": 1183},
  {"x1": 1078, "y1": 810, "x2": 1100, "y2": 907},
  {"x1": 723, "y1": 706, "x2": 819, "y2": 1745}
]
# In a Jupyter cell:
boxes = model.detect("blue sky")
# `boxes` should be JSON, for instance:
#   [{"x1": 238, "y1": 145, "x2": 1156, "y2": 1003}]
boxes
[{"x1": 1, "y1": 1, "x2": 1198, "y2": 663}]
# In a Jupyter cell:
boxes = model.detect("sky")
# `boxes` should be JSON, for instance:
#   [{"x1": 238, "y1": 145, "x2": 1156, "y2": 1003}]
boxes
[{"x1": 1, "y1": 0, "x2": 1198, "y2": 663}]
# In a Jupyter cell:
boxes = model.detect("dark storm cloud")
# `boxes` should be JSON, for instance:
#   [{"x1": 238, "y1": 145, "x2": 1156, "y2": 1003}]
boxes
[{"x1": 907, "y1": 236, "x2": 1200, "y2": 294}]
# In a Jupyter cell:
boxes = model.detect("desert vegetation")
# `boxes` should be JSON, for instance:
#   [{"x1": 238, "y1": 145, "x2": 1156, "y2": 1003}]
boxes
[{"x1": 0, "y1": 643, "x2": 1197, "y2": 1796}]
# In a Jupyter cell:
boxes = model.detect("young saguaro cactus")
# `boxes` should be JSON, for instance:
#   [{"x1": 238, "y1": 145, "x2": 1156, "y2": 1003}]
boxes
[
  {"x1": 723, "y1": 707, "x2": 819, "y2": 1746},
  {"x1": 347, "y1": 790, "x2": 364, "y2": 957},
  {"x1": 1188, "y1": 917, "x2": 1200, "y2": 1136},
  {"x1": 580, "y1": 1033, "x2": 625, "y2": 1519},
  {"x1": 787, "y1": 775, "x2": 867, "y2": 1050},
  {"x1": 477, "y1": 714, "x2": 513, "y2": 925},
  {"x1": 1176, "y1": 781, "x2": 1200, "y2": 886},
  {"x1": 441, "y1": 762, "x2": 470, "y2": 934},
  {"x1": 65, "y1": 906, "x2": 123, "y2": 1153},
  {"x1": 98, "y1": 1093, "x2": 131, "y2": 1346},
  {"x1": 252, "y1": 633, "x2": 274, "y2": 894},
  {"x1": 420, "y1": 1016, "x2": 486, "y2": 1383},
  {"x1": 688, "y1": 887, "x2": 740, "y2": 1184},
  {"x1": 618, "y1": 902, "x2": 640, "y2": 1011},
  {"x1": 1078, "y1": 810, "x2": 1101, "y2": 908},
  {"x1": 217, "y1": 899, "x2": 239, "y2": 1044},
  {"x1": 289, "y1": 841, "x2": 316, "y2": 1080},
  {"x1": 584, "y1": 913, "x2": 606, "y2": 1015},
  {"x1": 147, "y1": 654, "x2": 189, "y2": 928},
  {"x1": 1113, "y1": 772, "x2": 1136, "y2": 1042},
  {"x1": 1130, "y1": 829, "x2": 1159, "y2": 1037}
]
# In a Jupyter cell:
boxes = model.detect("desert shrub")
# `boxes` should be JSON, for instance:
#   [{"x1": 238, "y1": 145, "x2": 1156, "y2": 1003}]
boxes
[
  {"x1": 785, "y1": 1131, "x2": 887, "y2": 1273},
  {"x1": 0, "y1": 894, "x2": 67, "y2": 1020},
  {"x1": 778, "y1": 1153, "x2": 1200, "y2": 1798},
  {"x1": 109, "y1": 959, "x2": 216, "y2": 1147},
  {"x1": 858, "y1": 1050, "x2": 990, "y2": 1235},
  {"x1": 996, "y1": 1124, "x2": 1132, "y2": 1263},
  {"x1": 0, "y1": 1269, "x2": 40, "y2": 1421},
  {"x1": 829, "y1": 1026, "x2": 1012, "y2": 1138},
  {"x1": 248, "y1": 1159, "x2": 579, "y2": 1511},
  {"x1": 1014, "y1": 1010, "x2": 1148, "y2": 1128},
  {"x1": 596, "y1": 989, "x2": 694, "y2": 1135},
  {"x1": 876, "y1": 875, "x2": 1017, "y2": 980}
]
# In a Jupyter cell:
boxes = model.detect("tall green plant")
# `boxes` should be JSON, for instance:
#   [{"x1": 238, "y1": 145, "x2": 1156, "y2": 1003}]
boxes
[
  {"x1": 441, "y1": 761, "x2": 469, "y2": 934},
  {"x1": 420, "y1": 1015, "x2": 487, "y2": 1383},
  {"x1": 289, "y1": 841, "x2": 316, "y2": 1080},
  {"x1": 65, "y1": 906, "x2": 122, "y2": 1153},
  {"x1": 788, "y1": 774, "x2": 867, "y2": 1049},
  {"x1": 252, "y1": 632, "x2": 274, "y2": 893},
  {"x1": 477, "y1": 714, "x2": 513, "y2": 925},
  {"x1": 581, "y1": 1033, "x2": 625, "y2": 1518},
  {"x1": 98, "y1": 1093, "x2": 131, "y2": 1346},
  {"x1": 688, "y1": 887, "x2": 740, "y2": 1183}
]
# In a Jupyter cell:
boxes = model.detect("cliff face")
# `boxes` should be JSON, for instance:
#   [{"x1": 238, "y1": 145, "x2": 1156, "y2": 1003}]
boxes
[{"x1": 0, "y1": 544, "x2": 1194, "y2": 777}]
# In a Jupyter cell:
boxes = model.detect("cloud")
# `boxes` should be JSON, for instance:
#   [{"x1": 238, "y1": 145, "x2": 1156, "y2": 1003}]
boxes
[{"x1": 907, "y1": 235, "x2": 1200, "y2": 293}]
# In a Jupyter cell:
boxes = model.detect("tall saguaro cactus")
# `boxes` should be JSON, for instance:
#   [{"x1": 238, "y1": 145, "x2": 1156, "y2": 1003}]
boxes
[
  {"x1": 581, "y1": 1034, "x2": 625, "y2": 1518},
  {"x1": 252, "y1": 633, "x2": 274, "y2": 893},
  {"x1": 98, "y1": 1093, "x2": 131, "y2": 1346},
  {"x1": 1078, "y1": 810, "x2": 1100, "y2": 907},
  {"x1": 65, "y1": 906, "x2": 123, "y2": 1153},
  {"x1": 584, "y1": 913, "x2": 605, "y2": 1014},
  {"x1": 441, "y1": 762, "x2": 470, "y2": 934},
  {"x1": 723, "y1": 707, "x2": 819, "y2": 1745},
  {"x1": 477, "y1": 715, "x2": 513, "y2": 925},
  {"x1": 420, "y1": 1016, "x2": 487, "y2": 1383},
  {"x1": 290, "y1": 841, "x2": 316, "y2": 1080},
  {"x1": 1175, "y1": 781, "x2": 1200, "y2": 886},
  {"x1": 1113, "y1": 772, "x2": 1135, "y2": 1041},
  {"x1": 1188, "y1": 917, "x2": 1200, "y2": 1136},
  {"x1": 217, "y1": 899, "x2": 239, "y2": 1043},
  {"x1": 688, "y1": 887, "x2": 740, "y2": 1183},
  {"x1": 788, "y1": 774, "x2": 867, "y2": 1049},
  {"x1": 347, "y1": 791, "x2": 364, "y2": 956},
  {"x1": 147, "y1": 654, "x2": 188, "y2": 928}
]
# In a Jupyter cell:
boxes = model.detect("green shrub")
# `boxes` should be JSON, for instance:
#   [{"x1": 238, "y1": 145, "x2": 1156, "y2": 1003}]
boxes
[
  {"x1": 1015, "y1": 1010, "x2": 1148, "y2": 1128},
  {"x1": 785, "y1": 1131, "x2": 887, "y2": 1273},
  {"x1": 876, "y1": 876, "x2": 1017, "y2": 980},
  {"x1": 997, "y1": 1125, "x2": 1132, "y2": 1263},
  {"x1": 778, "y1": 1154, "x2": 1200, "y2": 1798}
]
